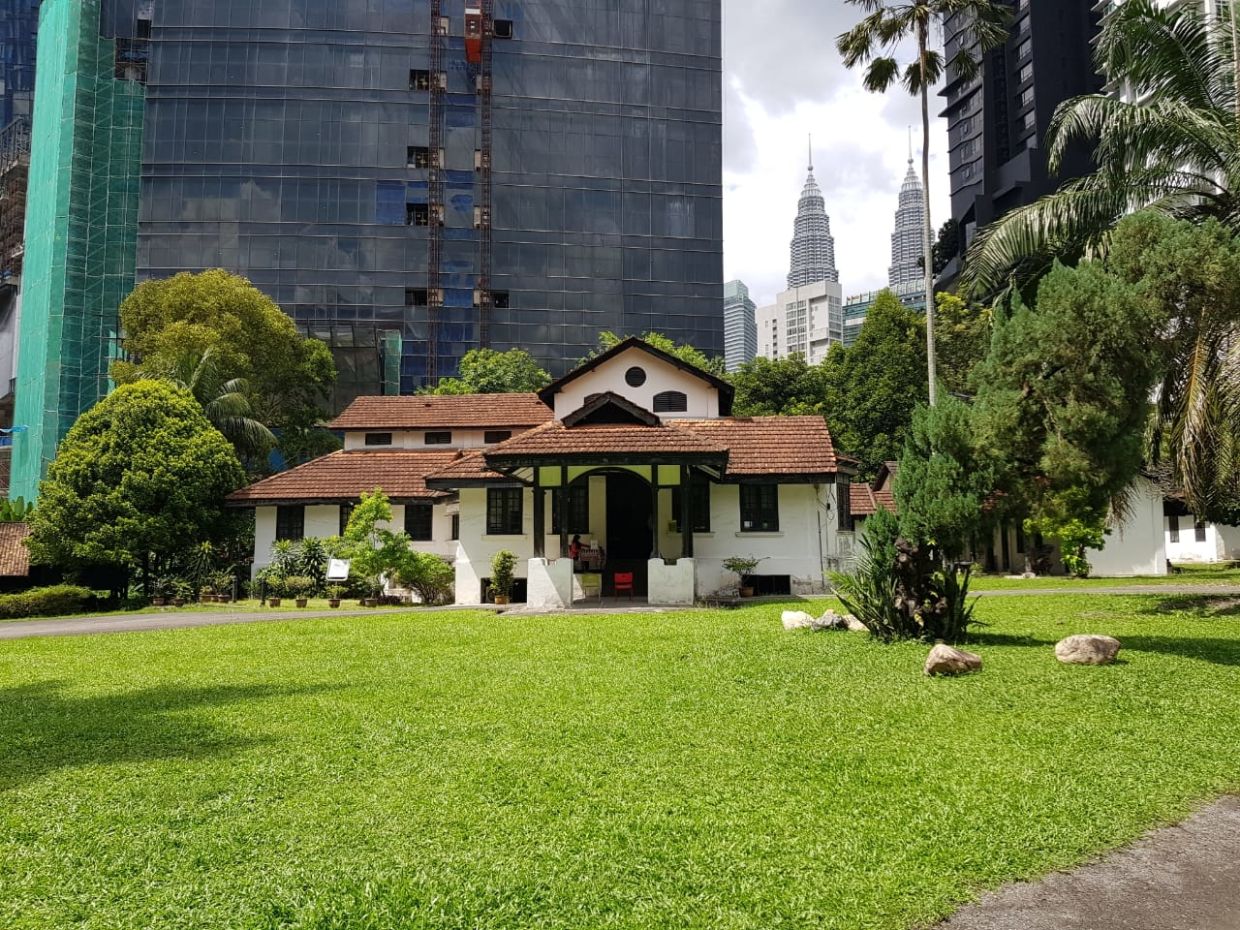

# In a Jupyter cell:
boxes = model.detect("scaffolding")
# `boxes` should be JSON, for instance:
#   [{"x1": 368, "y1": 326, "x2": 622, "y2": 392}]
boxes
[
  {"x1": 10, "y1": 0, "x2": 147, "y2": 501},
  {"x1": 0, "y1": 117, "x2": 30, "y2": 282}
]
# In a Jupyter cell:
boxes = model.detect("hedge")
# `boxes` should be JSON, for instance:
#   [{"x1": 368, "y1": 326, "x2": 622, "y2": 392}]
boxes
[{"x1": 0, "y1": 585, "x2": 95, "y2": 620}]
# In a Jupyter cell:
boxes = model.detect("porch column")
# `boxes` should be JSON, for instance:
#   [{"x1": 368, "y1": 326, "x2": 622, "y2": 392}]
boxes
[
  {"x1": 558, "y1": 465, "x2": 569, "y2": 558},
  {"x1": 650, "y1": 466, "x2": 661, "y2": 559},
  {"x1": 680, "y1": 464, "x2": 694, "y2": 558},
  {"x1": 533, "y1": 483, "x2": 545, "y2": 559}
]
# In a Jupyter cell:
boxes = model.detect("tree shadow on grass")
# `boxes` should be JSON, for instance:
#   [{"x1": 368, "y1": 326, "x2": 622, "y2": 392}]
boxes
[
  {"x1": 1138, "y1": 595, "x2": 1240, "y2": 619},
  {"x1": 0, "y1": 680, "x2": 334, "y2": 792},
  {"x1": 1121, "y1": 636, "x2": 1240, "y2": 667}
]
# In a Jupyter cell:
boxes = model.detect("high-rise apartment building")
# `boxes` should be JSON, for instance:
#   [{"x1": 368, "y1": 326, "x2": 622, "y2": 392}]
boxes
[
  {"x1": 888, "y1": 157, "x2": 925, "y2": 290},
  {"x1": 723, "y1": 279, "x2": 757, "y2": 373},
  {"x1": 938, "y1": 0, "x2": 1102, "y2": 284},
  {"x1": 12, "y1": 0, "x2": 724, "y2": 500}
]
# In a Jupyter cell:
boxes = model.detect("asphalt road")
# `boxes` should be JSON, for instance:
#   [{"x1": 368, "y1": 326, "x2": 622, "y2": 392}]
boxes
[{"x1": 939, "y1": 796, "x2": 1240, "y2": 930}]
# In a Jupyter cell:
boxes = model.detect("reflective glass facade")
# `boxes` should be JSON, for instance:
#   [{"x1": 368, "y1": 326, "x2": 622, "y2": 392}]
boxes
[
  {"x1": 136, "y1": 0, "x2": 724, "y2": 401},
  {"x1": 0, "y1": 0, "x2": 39, "y2": 127}
]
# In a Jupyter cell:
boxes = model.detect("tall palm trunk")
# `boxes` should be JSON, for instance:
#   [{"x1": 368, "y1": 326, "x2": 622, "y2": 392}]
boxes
[{"x1": 918, "y1": 19, "x2": 938, "y2": 406}]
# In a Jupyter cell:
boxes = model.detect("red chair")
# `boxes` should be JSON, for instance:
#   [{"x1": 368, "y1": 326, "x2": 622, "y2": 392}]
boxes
[{"x1": 613, "y1": 571, "x2": 635, "y2": 599}]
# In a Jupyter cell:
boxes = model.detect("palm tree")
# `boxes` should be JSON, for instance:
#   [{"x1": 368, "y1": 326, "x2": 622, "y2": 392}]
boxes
[
  {"x1": 158, "y1": 347, "x2": 277, "y2": 462},
  {"x1": 837, "y1": 0, "x2": 1008, "y2": 406},
  {"x1": 959, "y1": 0, "x2": 1240, "y2": 522},
  {"x1": 960, "y1": 0, "x2": 1239, "y2": 296}
]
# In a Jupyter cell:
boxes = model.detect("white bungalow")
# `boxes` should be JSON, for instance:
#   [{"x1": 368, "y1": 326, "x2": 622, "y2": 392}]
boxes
[{"x1": 228, "y1": 338, "x2": 857, "y2": 606}]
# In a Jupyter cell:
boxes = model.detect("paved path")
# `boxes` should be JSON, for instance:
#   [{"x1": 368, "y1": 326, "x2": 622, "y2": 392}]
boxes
[
  {"x1": 2, "y1": 584, "x2": 1237, "y2": 641},
  {"x1": 940, "y1": 797, "x2": 1240, "y2": 930}
]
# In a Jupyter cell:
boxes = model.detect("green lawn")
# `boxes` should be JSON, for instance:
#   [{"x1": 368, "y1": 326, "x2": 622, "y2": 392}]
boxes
[
  {"x1": 2, "y1": 598, "x2": 420, "y2": 624},
  {"x1": 971, "y1": 564, "x2": 1240, "y2": 590},
  {"x1": 3, "y1": 595, "x2": 1240, "y2": 929}
]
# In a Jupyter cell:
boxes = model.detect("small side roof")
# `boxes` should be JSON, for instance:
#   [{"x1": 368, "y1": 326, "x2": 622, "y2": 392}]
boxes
[
  {"x1": 327, "y1": 393, "x2": 553, "y2": 431},
  {"x1": 226, "y1": 450, "x2": 459, "y2": 506},
  {"x1": 0, "y1": 522, "x2": 31, "y2": 577},
  {"x1": 537, "y1": 337, "x2": 735, "y2": 415}
]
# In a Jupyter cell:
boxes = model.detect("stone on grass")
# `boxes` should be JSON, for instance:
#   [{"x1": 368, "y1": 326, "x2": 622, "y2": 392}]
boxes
[
  {"x1": 781, "y1": 610, "x2": 815, "y2": 631},
  {"x1": 811, "y1": 610, "x2": 850, "y2": 632},
  {"x1": 845, "y1": 615, "x2": 868, "y2": 633},
  {"x1": 924, "y1": 644, "x2": 983, "y2": 677},
  {"x1": 1055, "y1": 634, "x2": 1122, "y2": 666}
]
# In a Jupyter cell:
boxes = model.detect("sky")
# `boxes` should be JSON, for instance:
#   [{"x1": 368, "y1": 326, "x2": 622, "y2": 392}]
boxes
[{"x1": 722, "y1": 0, "x2": 951, "y2": 308}]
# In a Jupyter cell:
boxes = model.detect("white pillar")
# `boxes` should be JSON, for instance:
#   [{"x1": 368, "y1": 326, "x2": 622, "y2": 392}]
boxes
[
  {"x1": 648, "y1": 558, "x2": 695, "y2": 606},
  {"x1": 527, "y1": 558, "x2": 573, "y2": 610}
]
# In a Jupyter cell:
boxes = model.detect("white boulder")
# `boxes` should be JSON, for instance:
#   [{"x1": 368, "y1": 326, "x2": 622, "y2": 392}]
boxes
[
  {"x1": 1055, "y1": 634, "x2": 1122, "y2": 666},
  {"x1": 781, "y1": 610, "x2": 816, "y2": 631},
  {"x1": 811, "y1": 610, "x2": 850, "y2": 631},
  {"x1": 924, "y1": 644, "x2": 983, "y2": 677}
]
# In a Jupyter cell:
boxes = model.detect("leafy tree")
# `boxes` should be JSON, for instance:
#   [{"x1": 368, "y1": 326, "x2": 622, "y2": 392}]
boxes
[
  {"x1": 962, "y1": 0, "x2": 1240, "y2": 296},
  {"x1": 971, "y1": 260, "x2": 1162, "y2": 574},
  {"x1": 112, "y1": 269, "x2": 337, "y2": 450},
  {"x1": 932, "y1": 218, "x2": 960, "y2": 276},
  {"x1": 342, "y1": 489, "x2": 410, "y2": 598},
  {"x1": 395, "y1": 551, "x2": 455, "y2": 606},
  {"x1": 593, "y1": 331, "x2": 726, "y2": 377},
  {"x1": 838, "y1": 0, "x2": 1008, "y2": 404},
  {"x1": 731, "y1": 355, "x2": 827, "y2": 416},
  {"x1": 149, "y1": 346, "x2": 276, "y2": 463},
  {"x1": 934, "y1": 293, "x2": 992, "y2": 397},
  {"x1": 428, "y1": 347, "x2": 552, "y2": 395},
  {"x1": 822, "y1": 291, "x2": 928, "y2": 476},
  {"x1": 896, "y1": 393, "x2": 998, "y2": 560},
  {"x1": 26, "y1": 381, "x2": 245, "y2": 590},
  {"x1": 1104, "y1": 213, "x2": 1240, "y2": 524}
]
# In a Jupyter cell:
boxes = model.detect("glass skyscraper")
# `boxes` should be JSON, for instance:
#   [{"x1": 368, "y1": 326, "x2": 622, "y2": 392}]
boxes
[
  {"x1": 12, "y1": 0, "x2": 725, "y2": 499},
  {"x1": 888, "y1": 158, "x2": 925, "y2": 290},
  {"x1": 786, "y1": 155, "x2": 837, "y2": 288},
  {"x1": 137, "y1": 0, "x2": 723, "y2": 401}
]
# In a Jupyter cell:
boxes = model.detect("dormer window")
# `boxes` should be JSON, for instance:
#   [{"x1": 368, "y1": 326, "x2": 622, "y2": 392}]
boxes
[
  {"x1": 653, "y1": 391, "x2": 688, "y2": 413},
  {"x1": 365, "y1": 433, "x2": 394, "y2": 446},
  {"x1": 425, "y1": 431, "x2": 452, "y2": 445}
]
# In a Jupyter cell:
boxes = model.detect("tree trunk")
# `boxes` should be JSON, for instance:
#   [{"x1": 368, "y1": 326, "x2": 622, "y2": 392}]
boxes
[{"x1": 919, "y1": 20, "x2": 939, "y2": 407}]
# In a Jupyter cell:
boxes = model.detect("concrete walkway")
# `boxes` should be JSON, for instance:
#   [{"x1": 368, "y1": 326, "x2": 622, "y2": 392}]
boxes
[
  {"x1": 940, "y1": 797, "x2": 1240, "y2": 930},
  {"x1": 1, "y1": 584, "x2": 1237, "y2": 641}
]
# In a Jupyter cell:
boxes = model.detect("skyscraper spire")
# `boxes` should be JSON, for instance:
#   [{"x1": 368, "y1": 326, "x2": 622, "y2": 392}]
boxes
[
  {"x1": 787, "y1": 152, "x2": 838, "y2": 288},
  {"x1": 889, "y1": 157, "x2": 927, "y2": 290},
  {"x1": 808, "y1": 134, "x2": 813, "y2": 172}
]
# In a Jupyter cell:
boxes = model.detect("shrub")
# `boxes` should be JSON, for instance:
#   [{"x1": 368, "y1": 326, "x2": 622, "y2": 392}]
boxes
[
  {"x1": 831, "y1": 509, "x2": 911, "y2": 642},
  {"x1": 490, "y1": 550, "x2": 517, "y2": 599},
  {"x1": 283, "y1": 575, "x2": 314, "y2": 599},
  {"x1": 298, "y1": 538, "x2": 329, "y2": 592},
  {"x1": 397, "y1": 552, "x2": 455, "y2": 606},
  {"x1": 0, "y1": 585, "x2": 95, "y2": 620}
]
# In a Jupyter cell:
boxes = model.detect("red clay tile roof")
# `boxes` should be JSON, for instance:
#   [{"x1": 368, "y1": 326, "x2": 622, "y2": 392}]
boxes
[
  {"x1": 850, "y1": 482, "x2": 880, "y2": 518},
  {"x1": 426, "y1": 450, "x2": 508, "y2": 483},
  {"x1": 678, "y1": 417, "x2": 840, "y2": 478},
  {"x1": 226, "y1": 451, "x2": 458, "y2": 505},
  {"x1": 485, "y1": 420, "x2": 728, "y2": 460},
  {"x1": 327, "y1": 393, "x2": 553, "y2": 431},
  {"x1": 0, "y1": 522, "x2": 31, "y2": 577}
]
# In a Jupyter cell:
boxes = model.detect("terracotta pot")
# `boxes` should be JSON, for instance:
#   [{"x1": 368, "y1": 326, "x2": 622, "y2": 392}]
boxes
[
  {"x1": 295, "y1": 598, "x2": 309, "y2": 608},
  {"x1": 172, "y1": 598, "x2": 185, "y2": 607},
  {"x1": 152, "y1": 597, "x2": 166, "y2": 607},
  {"x1": 494, "y1": 595, "x2": 510, "y2": 605},
  {"x1": 361, "y1": 598, "x2": 377, "y2": 607},
  {"x1": 328, "y1": 599, "x2": 341, "y2": 609},
  {"x1": 269, "y1": 598, "x2": 282, "y2": 607},
  {"x1": 218, "y1": 595, "x2": 231, "y2": 604},
  {"x1": 740, "y1": 587, "x2": 755, "y2": 598}
]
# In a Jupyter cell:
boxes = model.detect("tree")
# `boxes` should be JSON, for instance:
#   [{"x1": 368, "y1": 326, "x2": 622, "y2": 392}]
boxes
[
  {"x1": 896, "y1": 393, "x2": 998, "y2": 560},
  {"x1": 150, "y1": 346, "x2": 276, "y2": 463},
  {"x1": 27, "y1": 381, "x2": 245, "y2": 589},
  {"x1": 731, "y1": 355, "x2": 827, "y2": 416},
  {"x1": 593, "y1": 331, "x2": 726, "y2": 377},
  {"x1": 962, "y1": 0, "x2": 1240, "y2": 297},
  {"x1": 932, "y1": 218, "x2": 960, "y2": 276},
  {"x1": 1104, "y1": 213, "x2": 1240, "y2": 524},
  {"x1": 971, "y1": 260, "x2": 1162, "y2": 574},
  {"x1": 822, "y1": 291, "x2": 928, "y2": 476},
  {"x1": 838, "y1": 0, "x2": 1008, "y2": 405},
  {"x1": 934, "y1": 293, "x2": 992, "y2": 397},
  {"x1": 428, "y1": 347, "x2": 551, "y2": 395},
  {"x1": 112, "y1": 270, "x2": 337, "y2": 449},
  {"x1": 341, "y1": 489, "x2": 411, "y2": 598}
]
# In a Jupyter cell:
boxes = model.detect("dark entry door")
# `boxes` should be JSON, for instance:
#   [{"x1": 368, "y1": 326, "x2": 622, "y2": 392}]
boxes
[{"x1": 605, "y1": 471, "x2": 652, "y2": 595}]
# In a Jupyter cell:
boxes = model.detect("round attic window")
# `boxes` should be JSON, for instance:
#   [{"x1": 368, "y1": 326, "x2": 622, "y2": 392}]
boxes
[{"x1": 625, "y1": 366, "x2": 647, "y2": 387}]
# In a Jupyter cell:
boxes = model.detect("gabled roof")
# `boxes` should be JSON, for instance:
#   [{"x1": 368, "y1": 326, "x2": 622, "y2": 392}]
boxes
[
  {"x1": 561, "y1": 392, "x2": 662, "y2": 428},
  {"x1": 327, "y1": 393, "x2": 552, "y2": 431},
  {"x1": 483, "y1": 420, "x2": 730, "y2": 466},
  {"x1": 537, "y1": 337, "x2": 735, "y2": 415},
  {"x1": 0, "y1": 522, "x2": 31, "y2": 577},
  {"x1": 677, "y1": 417, "x2": 840, "y2": 479},
  {"x1": 226, "y1": 451, "x2": 458, "y2": 506}
]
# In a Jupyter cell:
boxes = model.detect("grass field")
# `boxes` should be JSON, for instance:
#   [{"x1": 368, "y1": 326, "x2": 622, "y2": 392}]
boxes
[
  {"x1": 3, "y1": 594, "x2": 1239, "y2": 929},
  {"x1": 970, "y1": 564, "x2": 1240, "y2": 590}
]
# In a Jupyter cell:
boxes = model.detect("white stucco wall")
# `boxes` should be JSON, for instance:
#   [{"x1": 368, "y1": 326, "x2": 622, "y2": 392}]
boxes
[
  {"x1": 455, "y1": 486, "x2": 535, "y2": 605},
  {"x1": 342, "y1": 427, "x2": 535, "y2": 451},
  {"x1": 551, "y1": 346, "x2": 720, "y2": 419},
  {"x1": 1166, "y1": 517, "x2": 1240, "y2": 563},
  {"x1": 1088, "y1": 478, "x2": 1168, "y2": 577}
]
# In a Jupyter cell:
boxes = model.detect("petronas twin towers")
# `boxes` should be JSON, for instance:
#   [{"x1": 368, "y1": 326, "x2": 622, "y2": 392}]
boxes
[{"x1": 785, "y1": 147, "x2": 926, "y2": 294}]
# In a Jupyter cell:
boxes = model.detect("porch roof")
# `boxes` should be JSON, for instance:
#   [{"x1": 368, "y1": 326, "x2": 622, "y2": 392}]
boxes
[
  {"x1": 225, "y1": 450, "x2": 458, "y2": 507},
  {"x1": 677, "y1": 417, "x2": 841, "y2": 480},
  {"x1": 482, "y1": 420, "x2": 729, "y2": 468}
]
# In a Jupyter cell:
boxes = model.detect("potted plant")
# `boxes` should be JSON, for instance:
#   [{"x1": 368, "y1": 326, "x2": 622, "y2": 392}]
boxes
[
  {"x1": 490, "y1": 550, "x2": 517, "y2": 605},
  {"x1": 722, "y1": 556, "x2": 764, "y2": 598},
  {"x1": 266, "y1": 573, "x2": 285, "y2": 608},
  {"x1": 326, "y1": 584, "x2": 346, "y2": 609},
  {"x1": 170, "y1": 579, "x2": 192, "y2": 608},
  {"x1": 151, "y1": 579, "x2": 168, "y2": 608},
  {"x1": 213, "y1": 571, "x2": 234, "y2": 603},
  {"x1": 284, "y1": 575, "x2": 313, "y2": 608}
]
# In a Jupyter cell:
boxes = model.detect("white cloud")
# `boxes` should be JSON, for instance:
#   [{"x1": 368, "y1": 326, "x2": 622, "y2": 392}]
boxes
[{"x1": 722, "y1": 2, "x2": 952, "y2": 308}]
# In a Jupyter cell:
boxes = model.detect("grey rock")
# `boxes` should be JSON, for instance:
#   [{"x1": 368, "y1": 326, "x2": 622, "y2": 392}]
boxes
[
  {"x1": 1056, "y1": 634, "x2": 1122, "y2": 666},
  {"x1": 781, "y1": 610, "x2": 816, "y2": 631},
  {"x1": 925, "y1": 643, "x2": 983, "y2": 677}
]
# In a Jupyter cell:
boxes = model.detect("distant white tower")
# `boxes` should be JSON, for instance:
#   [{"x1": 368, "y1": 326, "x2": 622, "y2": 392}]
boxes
[
  {"x1": 888, "y1": 151, "x2": 927, "y2": 290},
  {"x1": 787, "y1": 139, "x2": 839, "y2": 288}
]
